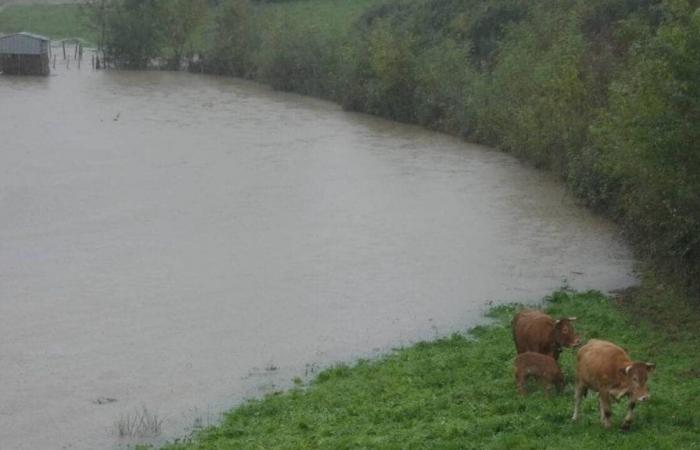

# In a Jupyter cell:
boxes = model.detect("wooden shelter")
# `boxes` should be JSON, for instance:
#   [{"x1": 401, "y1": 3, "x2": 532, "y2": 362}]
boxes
[{"x1": 0, "y1": 32, "x2": 51, "y2": 76}]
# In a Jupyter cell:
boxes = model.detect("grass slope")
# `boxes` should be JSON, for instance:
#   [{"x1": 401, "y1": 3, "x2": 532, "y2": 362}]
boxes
[
  {"x1": 257, "y1": 0, "x2": 380, "y2": 34},
  {"x1": 163, "y1": 291, "x2": 700, "y2": 449},
  {"x1": 0, "y1": 4, "x2": 93, "y2": 42}
]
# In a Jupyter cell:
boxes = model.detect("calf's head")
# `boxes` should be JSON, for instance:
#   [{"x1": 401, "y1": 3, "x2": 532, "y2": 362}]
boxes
[
  {"x1": 622, "y1": 362, "x2": 655, "y2": 402},
  {"x1": 553, "y1": 317, "x2": 580, "y2": 348}
]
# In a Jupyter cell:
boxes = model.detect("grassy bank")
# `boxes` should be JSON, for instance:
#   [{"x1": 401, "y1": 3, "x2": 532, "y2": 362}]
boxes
[
  {"x1": 162, "y1": 290, "x2": 700, "y2": 449},
  {"x1": 0, "y1": 4, "x2": 93, "y2": 42}
]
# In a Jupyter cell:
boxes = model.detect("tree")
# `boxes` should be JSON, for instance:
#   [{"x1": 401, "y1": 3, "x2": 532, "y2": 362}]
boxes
[{"x1": 163, "y1": 0, "x2": 208, "y2": 69}]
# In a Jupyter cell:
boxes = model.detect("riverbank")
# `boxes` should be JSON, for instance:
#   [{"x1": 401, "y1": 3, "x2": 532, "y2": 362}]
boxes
[{"x1": 161, "y1": 288, "x2": 700, "y2": 449}]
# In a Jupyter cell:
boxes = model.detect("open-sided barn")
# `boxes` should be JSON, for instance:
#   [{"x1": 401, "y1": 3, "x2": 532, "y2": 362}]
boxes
[{"x1": 0, "y1": 32, "x2": 50, "y2": 75}]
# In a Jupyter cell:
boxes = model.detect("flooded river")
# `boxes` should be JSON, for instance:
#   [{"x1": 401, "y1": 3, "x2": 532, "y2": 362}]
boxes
[{"x1": 0, "y1": 63, "x2": 636, "y2": 449}]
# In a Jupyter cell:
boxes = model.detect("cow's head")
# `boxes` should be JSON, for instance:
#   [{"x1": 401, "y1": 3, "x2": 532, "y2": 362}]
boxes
[
  {"x1": 554, "y1": 317, "x2": 580, "y2": 348},
  {"x1": 621, "y1": 362, "x2": 655, "y2": 402}
]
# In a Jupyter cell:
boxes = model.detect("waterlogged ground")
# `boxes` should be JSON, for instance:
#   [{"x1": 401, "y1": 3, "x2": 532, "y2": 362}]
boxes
[{"x1": 0, "y1": 62, "x2": 635, "y2": 449}]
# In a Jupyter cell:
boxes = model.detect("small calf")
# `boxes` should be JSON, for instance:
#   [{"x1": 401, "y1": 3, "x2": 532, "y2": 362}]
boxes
[{"x1": 514, "y1": 352, "x2": 564, "y2": 395}]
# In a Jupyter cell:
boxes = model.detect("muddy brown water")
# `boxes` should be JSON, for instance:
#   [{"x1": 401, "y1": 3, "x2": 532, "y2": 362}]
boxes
[{"x1": 0, "y1": 62, "x2": 636, "y2": 449}]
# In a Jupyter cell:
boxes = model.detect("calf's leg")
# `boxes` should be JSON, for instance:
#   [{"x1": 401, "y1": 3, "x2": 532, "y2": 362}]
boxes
[
  {"x1": 621, "y1": 401, "x2": 636, "y2": 430},
  {"x1": 572, "y1": 382, "x2": 586, "y2": 421},
  {"x1": 598, "y1": 392, "x2": 612, "y2": 428}
]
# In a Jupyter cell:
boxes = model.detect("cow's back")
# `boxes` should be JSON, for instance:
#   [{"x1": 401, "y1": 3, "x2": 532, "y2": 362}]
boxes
[
  {"x1": 512, "y1": 310, "x2": 555, "y2": 356},
  {"x1": 577, "y1": 339, "x2": 632, "y2": 389}
]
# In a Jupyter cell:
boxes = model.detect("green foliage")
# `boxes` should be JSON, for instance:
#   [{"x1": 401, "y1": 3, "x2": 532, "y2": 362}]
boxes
[
  {"x1": 162, "y1": 291, "x2": 700, "y2": 449},
  {"x1": 475, "y1": 2, "x2": 591, "y2": 171},
  {"x1": 101, "y1": 0, "x2": 167, "y2": 68},
  {"x1": 589, "y1": 0, "x2": 700, "y2": 283},
  {"x1": 82, "y1": 0, "x2": 209, "y2": 68},
  {"x1": 162, "y1": 0, "x2": 208, "y2": 68},
  {"x1": 254, "y1": 17, "x2": 340, "y2": 96},
  {"x1": 199, "y1": 0, "x2": 256, "y2": 76}
]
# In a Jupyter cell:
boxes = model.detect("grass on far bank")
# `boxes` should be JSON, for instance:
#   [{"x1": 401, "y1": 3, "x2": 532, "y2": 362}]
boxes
[
  {"x1": 0, "y1": 4, "x2": 94, "y2": 42},
  {"x1": 257, "y1": 0, "x2": 381, "y2": 35},
  {"x1": 162, "y1": 289, "x2": 700, "y2": 449}
]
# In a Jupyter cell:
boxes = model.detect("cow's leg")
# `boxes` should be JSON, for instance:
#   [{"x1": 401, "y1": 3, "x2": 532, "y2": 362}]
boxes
[
  {"x1": 621, "y1": 401, "x2": 636, "y2": 431},
  {"x1": 572, "y1": 382, "x2": 586, "y2": 421},
  {"x1": 599, "y1": 392, "x2": 612, "y2": 428}
]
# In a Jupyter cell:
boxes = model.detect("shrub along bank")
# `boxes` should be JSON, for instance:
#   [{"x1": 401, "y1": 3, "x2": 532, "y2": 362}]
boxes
[
  {"x1": 195, "y1": 0, "x2": 700, "y2": 295},
  {"x1": 162, "y1": 290, "x2": 700, "y2": 449}
]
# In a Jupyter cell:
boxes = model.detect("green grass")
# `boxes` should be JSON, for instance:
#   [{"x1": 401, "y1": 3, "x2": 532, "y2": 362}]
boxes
[
  {"x1": 0, "y1": 4, "x2": 94, "y2": 43},
  {"x1": 162, "y1": 290, "x2": 700, "y2": 449},
  {"x1": 257, "y1": 0, "x2": 381, "y2": 35}
]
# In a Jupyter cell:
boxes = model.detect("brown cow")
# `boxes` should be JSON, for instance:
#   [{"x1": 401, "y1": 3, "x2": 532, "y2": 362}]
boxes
[
  {"x1": 572, "y1": 339, "x2": 655, "y2": 430},
  {"x1": 514, "y1": 352, "x2": 564, "y2": 395},
  {"x1": 511, "y1": 309, "x2": 580, "y2": 361}
]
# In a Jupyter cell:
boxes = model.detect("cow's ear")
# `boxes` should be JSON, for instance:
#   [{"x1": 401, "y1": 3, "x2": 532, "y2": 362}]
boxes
[{"x1": 646, "y1": 363, "x2": 656, "y2": 373}]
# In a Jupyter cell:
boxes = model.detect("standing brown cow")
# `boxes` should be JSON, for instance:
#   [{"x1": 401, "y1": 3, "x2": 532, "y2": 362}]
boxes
[
  {"x1": 572, "y1": 339, "x2": 655, "y2": 430},
  {"x1": 512, "y1": 310, "x2": 580, "y2": 361}
]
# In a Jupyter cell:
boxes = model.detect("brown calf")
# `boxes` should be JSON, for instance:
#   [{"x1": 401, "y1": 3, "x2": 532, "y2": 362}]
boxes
[
  {"x1": 514, "y1": 352, "x2": 564, "y2": 395},
  {"x1": 572, "y1": 339, "x2": 655, "y2": 430},
  {"x1": 512, "y1": 309, "x2": 580, "y2": 361}
]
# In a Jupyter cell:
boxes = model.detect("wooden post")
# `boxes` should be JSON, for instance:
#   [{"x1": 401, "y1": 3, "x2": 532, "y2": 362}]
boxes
[
  {"x1": 53, "y1": 54, "x2": 56, "y2": 69},
  {"x1": 92, "y1": 54, "x2": 95, "y2": 69},
  {"x1": 62, "y1": 41, "x2": 66, "y2": 59}
]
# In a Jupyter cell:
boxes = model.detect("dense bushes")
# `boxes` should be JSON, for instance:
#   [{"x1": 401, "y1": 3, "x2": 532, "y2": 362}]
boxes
[
  {"x1": 86, "y1": 0, "x2": 206, "y2": 68},
  {"x1": 589, "y1": 0, "x2": 700, "y2": 283}
]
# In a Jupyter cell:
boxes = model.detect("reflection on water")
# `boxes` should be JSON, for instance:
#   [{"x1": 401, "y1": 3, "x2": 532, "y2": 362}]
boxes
[{"x1": 0, "y1": 63, "x2": 636, "y2": 449}]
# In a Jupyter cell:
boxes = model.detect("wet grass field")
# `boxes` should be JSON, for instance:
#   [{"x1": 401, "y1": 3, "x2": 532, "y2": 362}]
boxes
[
  {"x1": 163, "y1": 290, "x2": 700, "y2": 449},
  {"x1": 0, "y1": 3, "x2": 93, "y2": 42}
]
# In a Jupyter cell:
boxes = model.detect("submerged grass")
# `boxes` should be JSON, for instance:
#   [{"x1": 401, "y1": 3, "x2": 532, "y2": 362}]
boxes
[
  {"x1": 0, "y1": 4, "x2": 94, "y2": 42},
  {"x1": 163, "y1": 290, "x2": 700, "y2": 449}
]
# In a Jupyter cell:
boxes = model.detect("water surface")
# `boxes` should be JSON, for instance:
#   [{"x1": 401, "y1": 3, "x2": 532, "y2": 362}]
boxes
[{"x1": 0, "y1": 63, "x2": 636, "y2": 449}]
